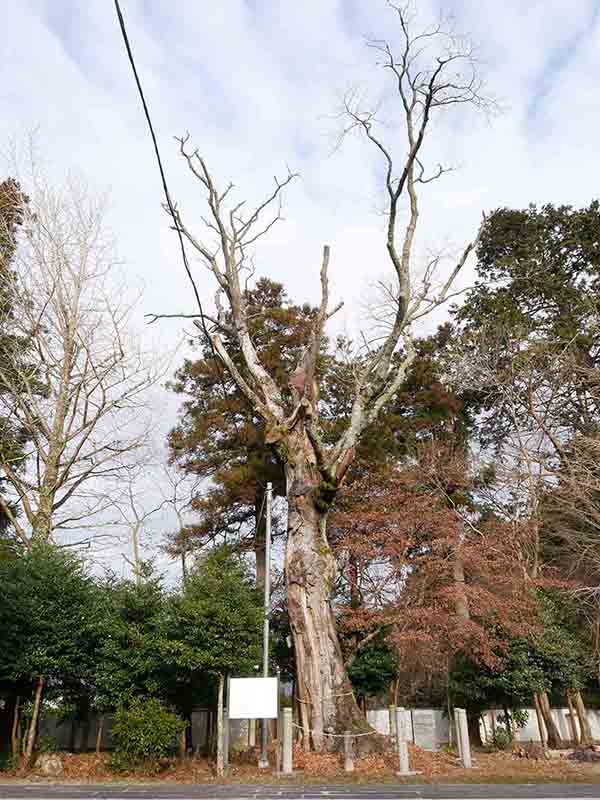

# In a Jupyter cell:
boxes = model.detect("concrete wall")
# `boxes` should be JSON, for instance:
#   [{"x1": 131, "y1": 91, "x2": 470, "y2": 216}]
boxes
[
  {"x1": 481, "y1": 707, "x2": 600, "y2": 743},
  {"x1": 38, "y1": 710, "x2": 258, "y2": 753},
  {"x1": 367, "y1": 708, "x2": 449, "y2": 750},
  {"x1": 368, "y1": 706, "x2": 600, "y2": 749},
  {"x1": 38, "y1": 705, "x2": 600, "y2": 752}
]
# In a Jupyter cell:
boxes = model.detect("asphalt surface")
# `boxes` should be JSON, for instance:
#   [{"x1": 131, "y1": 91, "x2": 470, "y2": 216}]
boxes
[{"x1": 0, "y1": 785, "x2": 599, "y2": 799}]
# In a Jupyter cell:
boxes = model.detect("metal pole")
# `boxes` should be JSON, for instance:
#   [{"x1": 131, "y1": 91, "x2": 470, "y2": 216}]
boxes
[{"x1": 258, "y1": 482, "x2": 272, "y2": 769}]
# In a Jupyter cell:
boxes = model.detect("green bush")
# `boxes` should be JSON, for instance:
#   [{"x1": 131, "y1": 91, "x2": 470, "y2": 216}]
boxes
[
  {"x1": 0, "y1": 752, "x2": 16, "y2": 772},
  {"x1": 111, "y1": 697, "x2": 186, "y2": 771},
  {"x1": 491, "y1": 727, "x2": 513, "y2": 751},
  {"x1": 37, "y1": 735, "x2": 58, "y2": 753}
]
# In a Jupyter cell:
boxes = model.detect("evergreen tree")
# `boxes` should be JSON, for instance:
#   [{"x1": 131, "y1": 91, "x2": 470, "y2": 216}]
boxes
[{"x1": 0, "y1": 178, "x2": 35, "y2": 541}]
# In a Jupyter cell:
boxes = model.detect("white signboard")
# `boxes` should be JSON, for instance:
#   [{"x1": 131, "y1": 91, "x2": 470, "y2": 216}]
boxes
[{"x1": 228, "y1": 677, "x2": 278, "y2": 720}]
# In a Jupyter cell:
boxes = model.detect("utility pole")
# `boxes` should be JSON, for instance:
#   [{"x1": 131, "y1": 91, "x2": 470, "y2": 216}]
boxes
[{"x1": 258, "y1": 482, "x2": 272, "y2": 769}]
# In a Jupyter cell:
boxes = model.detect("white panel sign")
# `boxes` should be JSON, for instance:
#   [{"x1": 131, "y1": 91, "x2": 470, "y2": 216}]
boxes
[{"x1": 228, "y1": 677, "x2": 278, "y2": 719}]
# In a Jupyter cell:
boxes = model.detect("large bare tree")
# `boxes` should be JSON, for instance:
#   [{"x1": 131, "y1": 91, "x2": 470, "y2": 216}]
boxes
[
  {"x1": 0, "y1": 174, "x2": 160, "y2": 547},
  {"x1": 169, "y1": 5, "x2": 488, "y2": 747}
]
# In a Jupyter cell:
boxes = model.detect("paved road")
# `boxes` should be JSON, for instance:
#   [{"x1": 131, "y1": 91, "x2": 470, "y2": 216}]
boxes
[{"x1": 1, "y1": 785, "x2": 599, "y2": 799}]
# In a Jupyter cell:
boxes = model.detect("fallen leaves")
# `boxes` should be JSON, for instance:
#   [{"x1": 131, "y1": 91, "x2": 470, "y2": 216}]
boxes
[{"x1": 2, "y1": 745, "x2": 600, "y2": 784}]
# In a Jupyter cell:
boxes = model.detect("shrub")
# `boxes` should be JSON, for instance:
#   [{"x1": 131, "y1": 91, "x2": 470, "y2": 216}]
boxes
[
  {"x1": 0, "y1": 752, "x2": 19, "y2": 772},
  {"x1": 111, "y1": 697, "x2": 186, "y2": 771},
  {"x1": 37, "y1": 735, "x2": 58, "y2": 753},
  {"x1": 491, "y1": 727, "x2": 513, "y2": 751}
]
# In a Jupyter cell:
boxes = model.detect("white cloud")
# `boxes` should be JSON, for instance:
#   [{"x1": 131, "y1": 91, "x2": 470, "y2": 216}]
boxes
[{"x1": 2, "y1": 0, "x2": 600, "y2": 572}]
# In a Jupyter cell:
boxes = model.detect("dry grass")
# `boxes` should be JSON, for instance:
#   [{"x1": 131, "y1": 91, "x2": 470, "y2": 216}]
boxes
[{"x1": 2, "y1": 745, "x2": 600, "y2": 785}]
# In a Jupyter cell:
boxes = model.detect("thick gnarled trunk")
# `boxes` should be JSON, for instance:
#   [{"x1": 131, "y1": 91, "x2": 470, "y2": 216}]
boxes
[{"x1": 284, "y1": 456, "x2": 365, "y2": 751}]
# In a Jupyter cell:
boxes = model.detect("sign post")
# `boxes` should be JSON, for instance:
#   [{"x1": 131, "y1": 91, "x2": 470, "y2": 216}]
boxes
[
  {"x1": 228, "y1": 677, "x2": 279, "y2": 721},
  {"x1": 259, "y1": 482, "x2": 272, "y2": 768}
]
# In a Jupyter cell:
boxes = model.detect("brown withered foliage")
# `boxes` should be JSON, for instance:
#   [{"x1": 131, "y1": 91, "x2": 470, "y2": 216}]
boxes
[{"x1": 330, "y1": 447, "x2": 541, "y2": 683}]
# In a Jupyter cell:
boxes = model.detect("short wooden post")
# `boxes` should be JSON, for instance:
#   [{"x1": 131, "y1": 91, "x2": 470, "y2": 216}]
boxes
[
  {"x1": 282, "y1": 708, "x2": 293, "y2": 775},
  {"x1": 344, "y1": 731, "x2": 354, "y2": 773},
  {"x1": 248, "y1": 719, "x2": 256, "y2": 748}
]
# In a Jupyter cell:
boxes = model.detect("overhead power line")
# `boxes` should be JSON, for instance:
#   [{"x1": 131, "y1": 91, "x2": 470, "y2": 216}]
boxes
[{"x1": 112, "y1": 0, "x2": 212, "y2": 344}]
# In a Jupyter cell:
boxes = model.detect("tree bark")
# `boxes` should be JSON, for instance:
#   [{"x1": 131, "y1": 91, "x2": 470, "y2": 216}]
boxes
[
  {"x1": 452, "y1": 521, "x2": 470, "y2": 622},
  {"x1": 24, "y1": 676, "x2": 44, "y2": 766},
  {"x1": 181, "y1": 551, "x2": 188, "y2": 586},
  {"x1": 537, "y1": 690, "x2": 562, "y2": 749},
  {"x1": 467, "y1": 709, "x2": 483, "y2": 746},
  {"x1": 284, "y1": 459, "x2": 365, "y2": 751},
  {"x1": 533, "y1": 692, "x2": 548, "y2": 752},
  {"x1": 348, "y1": 553, "x2": 360, "y2": 610},
  {"x1": 254, "y1": 490, "x2": 266, "y2": 591},
  {"x1": 573, "y1": 689, "x2": 592, "y2": 746},
  {"x1": 95, "y1": 716, "x2": 104, "y2": 755},
  {"x1": 11, "y1": 697, "x2": 20, "y2": 758},
  {"x1": 216, "y1": 674, "x2": 225, "y2": 775},
  {"x1": 566, "y1": 690, "x2": 580, "y2": 745}
]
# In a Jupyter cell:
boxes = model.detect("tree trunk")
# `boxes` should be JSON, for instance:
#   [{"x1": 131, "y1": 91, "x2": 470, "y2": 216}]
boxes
[
  {"x1": 131, "y1": 522, "x2": 142, "y2": 585},
  {"x1": 538, "y1": 690, "x2": 562, "y2": 749},
  {"x1": 95, "y1": 716, "x2": 104, "y2": 755},
  {"x1": 24, "y1": 676, "x2": 44, "y2": 766},
  {"x1": 216, "y1": 674, "x2": 225, "y2": 775},
  {"x1": 284, "y1": 461, "x2": 366, "y2": 751},
  {"x1": 254, "y1": 490, "x2": 266, "y2": 591},
  {"x1": 533, "y1": 692, "x2": 548, "y2": 752},
  {"x1": 573, "y1": 689, "x2": 592, "y2": 746},
  {"x1": 181, "y1": 551, "x2": 188, "y2": 586},
  {"x1": 467, "y1": 709, "x2": 483, "y2": 746},
  {"x1": 566, "y1": 690, "x2": 580, "y2": 745},
  {"x1": 11, "y1": 697, "x2": 20, "y2": 758},
  {"x1": 452, "y1": 525, "x2": 470, "y2": 622},
  {"x1": 348, "y1": 553, "x2": 360, "y2": 610}
]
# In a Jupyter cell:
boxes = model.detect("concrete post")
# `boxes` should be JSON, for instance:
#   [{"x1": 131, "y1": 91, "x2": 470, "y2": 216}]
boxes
[
  {"x1": 457, "y1": 708, "x2": 472, "y2": 768},
  {"x1": 395, "y1": 707, "x2": 412, "y2": 776},
  {"x1": 282, "y1": 708, "x2": 293, "y2": 775},
  {"x1": 223, "y1": 708, "x2": 230, "y2": 768},
  {"x1": 344, "y1": 732, "x2": 354, "y2": 773},
  {"x1": 248, "y1": 719, "x2": 256, "y2": 748},
  {"x1": 453, "y1": 709, "x2": 463, "y2": 760}
]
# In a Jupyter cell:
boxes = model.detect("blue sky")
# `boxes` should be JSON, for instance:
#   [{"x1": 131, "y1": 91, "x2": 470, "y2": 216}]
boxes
[{"x1": 2, "y1": 0, "x2": 600, "y2": 572}]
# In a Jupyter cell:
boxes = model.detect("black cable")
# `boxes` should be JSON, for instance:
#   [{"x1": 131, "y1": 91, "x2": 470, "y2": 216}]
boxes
[
  {"x1": 113, "y1": 0, "x2": 212, "y2": 348},
  {"x1": 256, "y1": 491, "x2": 267, "y2": 532}
]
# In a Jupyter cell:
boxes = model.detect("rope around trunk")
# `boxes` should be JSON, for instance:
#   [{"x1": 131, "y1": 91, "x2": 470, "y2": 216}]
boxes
[
  {"x1": 294, "y1": 691, "x2": 355, "y2": 704},
  {"x1": 291, "y1": 722, "x2": 379, "y2": 738}
]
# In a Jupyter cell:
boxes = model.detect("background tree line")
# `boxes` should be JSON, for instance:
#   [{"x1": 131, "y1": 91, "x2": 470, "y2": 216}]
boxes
[
  {"x1": 2, "y1": 153, "x2": 600, "y2": 760},
  {"x1": 166, "y1": 199, "x2": 600, "y2": 750}
]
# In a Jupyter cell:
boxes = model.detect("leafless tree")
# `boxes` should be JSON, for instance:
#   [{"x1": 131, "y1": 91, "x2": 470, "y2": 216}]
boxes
[
  {"x1": 159, "y1": 461, "x2": 197, "y2": 583},
  {"x1": 108, "y1": 462, "x2": 169, "y2": 584},
  {"x1": 167, "y1": 5, "x2": 489, "y2": 747},
  {"x1": 0, "y1": 174, "x2": 161, "y2": 547}
]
